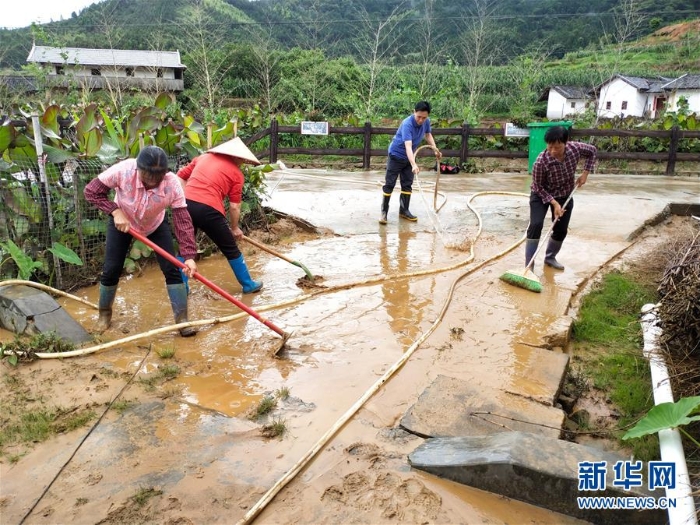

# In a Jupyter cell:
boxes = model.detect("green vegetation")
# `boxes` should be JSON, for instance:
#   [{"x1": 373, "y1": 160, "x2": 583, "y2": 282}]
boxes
[
  {"x1": 251, "y1": 395, "x2": 277, "y2": 420},
  {"x1": 261, "y1": 417, "x2": 288, "y2": 439},
  {"x1": 156, "y1": 346, "x2": 176, "y2": 359},
  {"x1": 0, "y1": 332, "x2": 76, "y2": 366},
  {"x1": 571, "y1": 271, "x2": 659, "y2": 460},
  {"x1": 137, "y1": 365, "x2": 181, "y2": 392},
  {"x1": 111, "y1": 400, "x2": 134, "y2": 414},
  {"x1": 275, "y1": 387, "x2": 290, "y2": 400},
  {"x1": 131, "y1": 487, "x2": 163, "y2": 507}
]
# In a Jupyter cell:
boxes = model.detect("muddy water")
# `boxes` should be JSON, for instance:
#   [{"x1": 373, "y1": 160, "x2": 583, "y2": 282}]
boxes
[{"x1": 2, "y1": 169, "x2": 698, "y2": 524}]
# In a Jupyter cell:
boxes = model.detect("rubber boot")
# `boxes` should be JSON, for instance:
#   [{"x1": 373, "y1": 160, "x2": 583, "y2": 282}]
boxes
[
  {"x1": 176, "y1": 255, "x2": 189, "y2": 295},
  {"x1": 525, "y1": 238, "x2": 539, "y2": 268},
  {"x1": 379, "y1": 194, "x2": 390, "y2": 224},
  {"x1": 544, "y1": 239, "x2": 565, "y2": 270},
  {"x1": 95, "y1": 284, "x2": 118, "y2": 333},
  {"x1": 229, "y1": 255, "x2": 263, "y2": 294},
  {"x1": 399, "y1": 192, "x2": 417, "y2": 221},
  {"x1": 166, "y1": 283, "x2": 197, "y2": 337}
]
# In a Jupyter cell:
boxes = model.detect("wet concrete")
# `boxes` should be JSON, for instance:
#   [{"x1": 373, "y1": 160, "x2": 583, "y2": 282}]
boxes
[{"x1": 1, "y1": 168, "x2": 698, "y2": 524}]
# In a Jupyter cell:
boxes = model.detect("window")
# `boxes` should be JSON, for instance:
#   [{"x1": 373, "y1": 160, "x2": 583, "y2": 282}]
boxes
[
  {"x1": 621, "y1": 101, "x2": 628, "y2": 110},
  {"x1": 55, "y1": 66, "x2": 64, "y2": 75},
  {"x1": 570, "y1": 102, "x2": 576, "y2": 109},
  {"x1": 605, "y1": 101, "x2": 612, "y2": 110},
  {"x1": 91, "y1": 68, "x2": 101, "y2": 76},
  {"x1": 125, "y1": 67, "x2": 134, "y2": 77},
  {"x1": 156, "y1": 68, "x2": 163, "y2": 78}
]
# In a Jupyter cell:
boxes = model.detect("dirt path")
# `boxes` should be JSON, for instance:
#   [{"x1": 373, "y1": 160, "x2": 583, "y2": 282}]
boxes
[{"x1": 1, "y1": 170, "x2": 697, "y2": 524}]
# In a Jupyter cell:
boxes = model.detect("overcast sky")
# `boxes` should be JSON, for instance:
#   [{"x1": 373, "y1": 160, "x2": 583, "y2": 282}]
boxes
[{"x1": 2, "y1": 0, "x2": 102, "y2": 29}]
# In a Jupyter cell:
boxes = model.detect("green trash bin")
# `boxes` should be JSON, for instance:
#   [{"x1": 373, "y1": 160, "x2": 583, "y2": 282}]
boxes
[{"x1": 527, "y1": 121, "x2": 573, "y2": 173}]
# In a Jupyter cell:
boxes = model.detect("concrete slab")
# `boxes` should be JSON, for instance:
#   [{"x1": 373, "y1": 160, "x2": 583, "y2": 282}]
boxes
[
  {"x1": 0, "y1": 285, "x2": 92, "y2": 344},
  {"x1": 505, "y1": 343, "x2": 569, "y2": 406},
  {"x1": 400, "y1": 374, "x2": 565, "y2": 439},
  {"x1": 409, "y1": 432, "x2": 666, "y2": 525}
]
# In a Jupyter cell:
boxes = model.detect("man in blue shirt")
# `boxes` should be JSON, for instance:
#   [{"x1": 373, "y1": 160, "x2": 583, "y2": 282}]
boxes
[{"x1": 380, "y1": 101, "x2": 441, "y2": 224}]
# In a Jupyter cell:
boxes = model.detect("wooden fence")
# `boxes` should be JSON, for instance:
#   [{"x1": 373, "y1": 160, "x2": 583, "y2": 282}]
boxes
[{"x1": 247, "y1": 119, "x2": 700, "y2": 175}]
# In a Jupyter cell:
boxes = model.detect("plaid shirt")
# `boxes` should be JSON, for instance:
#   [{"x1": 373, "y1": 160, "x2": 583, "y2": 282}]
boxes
[{"x1": 531, "y1": 141, "x2": 597, "y2": 203}]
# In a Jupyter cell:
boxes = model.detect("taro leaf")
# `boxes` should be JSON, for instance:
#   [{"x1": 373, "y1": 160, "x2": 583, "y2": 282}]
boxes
[
  {"x1": 211, "y1": 121, "x2": 235, "y2": 145},
  {"x1": 81, "y1": 219, "x2": 106, "y2": 236},
  {"x1": 41, "y1": 104, "x2": 61, "y2": 137},
  {"x1": 155, "y1": 92, "x2": 175, "y2": 109},
  {"x1": 96, "y1": 140, "x2": 121, "y2": 166},
  {"x1": 4, "y1": 183, "x2": 42, "y2": 223},
  {"x1": 687, "y1": 115, "x2": 696, "y2": 131},
  {"x1": 155, "y1": 121, "x2": 180, "y2": 155},
  {"x1": 81, "y1": 127, "x2": 103, "y2": 157},
  {"x1": 12, "y1": 216, "x2": 30, "y2": 237},
  {"x1": 129, "y1": 240, "x2": 152, "y2": 260},
  {"x1": 623, "y1": 396, "x2": 700, "y2": 440},
  {"x1": 123, "y1": 258, "x2": 137, "y2": 274},
  {"x1": 0, "y1": 239, "x2": 42, "y2": 280},
  {"x1": 43, "y1": 143, "x2": 77, "y2": 164},
  {"x1": 48, "y1": 242, "x2": 83, "y2": 266},
  {"x1": 0, "y1": 122, "x2": 16, "y2": 153}
]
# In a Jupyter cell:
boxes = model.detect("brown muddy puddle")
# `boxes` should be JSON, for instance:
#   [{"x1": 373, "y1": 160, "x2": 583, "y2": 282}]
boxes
[{"x1": 2, "y1": 169, "x2": 699, "y2": 524}]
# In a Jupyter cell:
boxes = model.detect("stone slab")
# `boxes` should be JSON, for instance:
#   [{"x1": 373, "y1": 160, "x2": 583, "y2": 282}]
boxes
[
  {"x1": 400, "y1": 374, "x2": 564, "y2": 439},
  {"x1": 506, "y1": 343, "x2": 569, "y2": 406},
  {"x1": 0, "y1": 285, "x2": 92, "y2": 344},
  {"x1": 409, "y1": 432, "x2": 666, "y2": 525}
]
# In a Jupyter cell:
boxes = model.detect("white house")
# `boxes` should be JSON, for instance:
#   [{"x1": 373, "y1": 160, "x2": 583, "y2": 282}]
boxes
[
  {"x1": 539, "y1": 86, "x2": 590, "y2": 120},
  {"x1": 661, "y1": 74, "x2": 700, "y2": 114},
  {"x1": 593, "y1": 75, "x2": 674, "y2": 119},
  {"x1": 26, "y1": 45, "x2": 186, "y2": 92}
]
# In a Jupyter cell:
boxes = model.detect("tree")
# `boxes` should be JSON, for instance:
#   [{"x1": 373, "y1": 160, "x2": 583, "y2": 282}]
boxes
[
  {"x1": 351, "y1": 1, "x2": 412, "y2": 120},
  {"x1": 177, "y1": 0, "x2": 236, "y2": 116},
  {"x1": 453, "y1": 0, "x2": 503, "y2": 122}
]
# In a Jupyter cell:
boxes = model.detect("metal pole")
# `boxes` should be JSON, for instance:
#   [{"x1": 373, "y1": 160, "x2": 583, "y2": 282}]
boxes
[{"x1": 31, "y1": 114, "x2": 62, "y2": 288}]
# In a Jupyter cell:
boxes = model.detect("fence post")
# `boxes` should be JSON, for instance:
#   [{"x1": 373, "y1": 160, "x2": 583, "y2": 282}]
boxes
[
  {"x1": 460, "y1": 123, "x2": 470, "y2": 164},
  {"x1": 363, "y1": 122, "x2": 372, "y2": 169},
  {"x1": 270, "y1": 118, "x2": 279, "y2": 163},
  {"x1": 31, "y1": 114, "x2": 62, "y2": 288},
  {"x1": 666, "y1": 125, "x2": 680, "y2": 176}
]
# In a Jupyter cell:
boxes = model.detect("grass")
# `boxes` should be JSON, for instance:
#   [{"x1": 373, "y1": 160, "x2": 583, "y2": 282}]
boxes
[
  {"x1": 275, "y1": 387, "x2": 290, "y2": 400},
  {"x1": 571, "y1": 270, "x2": 659, "y2": 460},
  {"x1": 156, "y1": 346, "x2": 175, "y2": 359},
  {"x1": 137, "y1": 365, "x2": 181, "y2": 391},
  {"x1": 112, "y1": 400, "x2": 133, "y2": 414},
  {"x1": 131, "y1": 487, "x2": 162, "y2": 507},
  {"x1": 261, "y1": 417, "x2": 287, "y2": 438},
  {"x1": 250, "y1": 395, "x2": 277, "y2": 420}
]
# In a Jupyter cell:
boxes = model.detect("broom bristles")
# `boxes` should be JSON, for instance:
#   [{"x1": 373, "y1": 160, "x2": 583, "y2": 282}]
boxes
[{"x1": 499, "y1": 268, "x2": 542, "y2": 293}]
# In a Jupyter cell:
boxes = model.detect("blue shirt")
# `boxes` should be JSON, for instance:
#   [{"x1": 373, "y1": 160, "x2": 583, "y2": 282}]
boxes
[{"x1": 388, "y1": 115, "x2": 431, "y2": 160}]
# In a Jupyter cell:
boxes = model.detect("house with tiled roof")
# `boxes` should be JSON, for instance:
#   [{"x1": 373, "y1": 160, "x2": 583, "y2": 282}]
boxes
[
  {"x1": 592, "y1": 74, "x2": 694, "y2": 118},
  {"x1": 660, "y1": 74, "x2": 700, "y2": 114},
  {"x1": 538, "y1": 85, "x2": 591, "y2": 120},
  {"x1": 26, "y1": 45, "x2": 186, "y2": 92}
]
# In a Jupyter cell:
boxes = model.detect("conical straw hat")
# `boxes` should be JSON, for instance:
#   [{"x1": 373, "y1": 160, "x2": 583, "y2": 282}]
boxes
[{"x1": 209, "y1": 137, "x2": 262, "y2": 165}]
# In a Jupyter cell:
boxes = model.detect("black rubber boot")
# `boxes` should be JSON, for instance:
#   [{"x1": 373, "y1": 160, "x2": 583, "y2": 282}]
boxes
[
  {"x1": 525, "y1": 238, "x2": 539, "y2": 268},
  {"x1": 166, "y1": 283, "x2": 197, "y2": 337},
  {"x1": 399, "y1": 192, "x2": 417, "y2": 221},
  {"x1": 95, "y1": 284, "x2": 117, "y2": 333},
  {"x1": 379, "y1": 194, "x2": 390, "y2": 224},
  {"x1": 544, "y1": 239, "x2": 565, "y2": 270}
]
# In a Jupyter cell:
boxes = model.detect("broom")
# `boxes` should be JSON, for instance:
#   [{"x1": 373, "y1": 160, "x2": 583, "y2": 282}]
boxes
[{"x1": 500, "y1": 186, "x2": 578, "y2": 293}]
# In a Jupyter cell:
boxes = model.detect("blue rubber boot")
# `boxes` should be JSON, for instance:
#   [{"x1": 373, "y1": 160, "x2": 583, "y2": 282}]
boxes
[
  {"x1": 228, "y1": 255, "x2": 263, "y2": 294},
  {"x1": 544, "y1": 239, "x2": 565, "y2": 270},
  {"x1": 166, "y1": 283, "x2": 196, "y2": 337},
  {"x1": 96, "y1": 284, "x2": 118, "y2": 333},
  {"x1": 176, "y1": 255, "x2": 189, "y2": 294},
  {"x1": 525, "y1": 238, "x2": 539, "y2": 268}
]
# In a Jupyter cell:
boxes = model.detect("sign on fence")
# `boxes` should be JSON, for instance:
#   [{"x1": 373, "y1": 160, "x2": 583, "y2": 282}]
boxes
[
  {"x1": 505, "y1": 123, "x2": 530, "y2": 137},
  {"x1": 300, "y1": 121, "x2": 329, "y2": 136}
]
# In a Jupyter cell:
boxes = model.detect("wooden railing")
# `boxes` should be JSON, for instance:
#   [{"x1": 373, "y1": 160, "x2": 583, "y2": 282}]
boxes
[{"x1": 246, "y1": 119, "x2": 700, "y2": 175}]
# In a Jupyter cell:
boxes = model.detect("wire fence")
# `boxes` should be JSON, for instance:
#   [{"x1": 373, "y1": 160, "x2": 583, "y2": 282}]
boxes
[{"x1": 0, "y1": 154, "x2": 193, "y2": 291}]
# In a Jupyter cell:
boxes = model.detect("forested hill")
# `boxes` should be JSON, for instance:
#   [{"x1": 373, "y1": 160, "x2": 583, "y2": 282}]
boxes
[{"x1": 2, "y1": 0, "x2": 700, "y2": 71}]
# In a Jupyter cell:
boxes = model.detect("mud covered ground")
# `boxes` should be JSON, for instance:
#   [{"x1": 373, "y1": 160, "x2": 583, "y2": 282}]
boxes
[{"x1": 1, "y1": 170, "x2": 699, "y2": 524}]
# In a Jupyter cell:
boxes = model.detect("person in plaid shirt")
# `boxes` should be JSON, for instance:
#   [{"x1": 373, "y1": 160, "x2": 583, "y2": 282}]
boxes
[{"x1": 525, "y1": 126, "x2": 597, "y2": 270}]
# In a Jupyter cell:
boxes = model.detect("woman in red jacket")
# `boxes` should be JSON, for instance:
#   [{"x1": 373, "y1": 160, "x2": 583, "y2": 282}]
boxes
[{"x1": 177, "y1": 137, "x2": 263, "y2": 294}]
